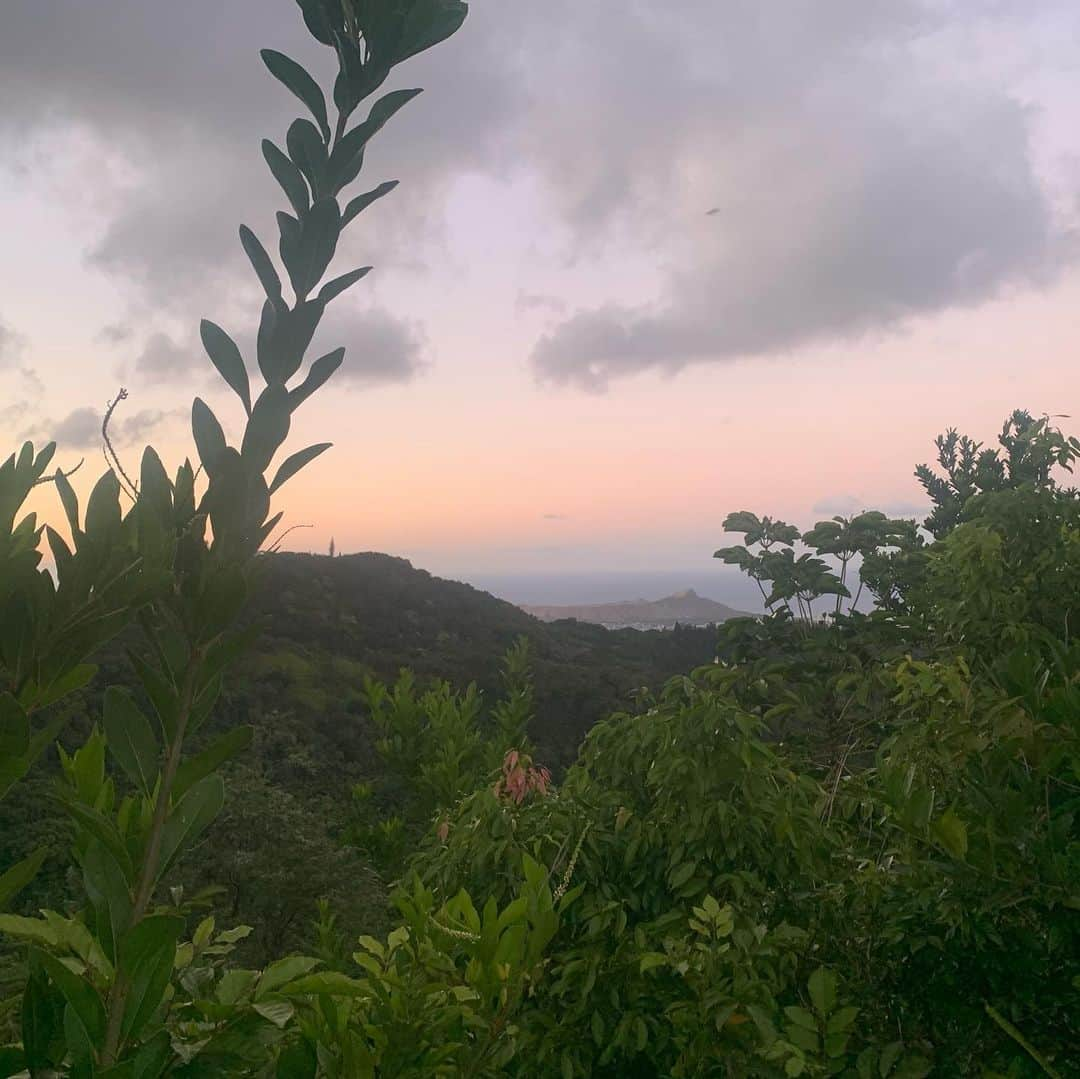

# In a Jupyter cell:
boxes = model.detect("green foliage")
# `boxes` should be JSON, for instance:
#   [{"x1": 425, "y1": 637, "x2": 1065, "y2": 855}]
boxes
[
  {"x1": 2, "y1": 0, "x2": 1078, "y2": 1071},
  {"x1": 347, "y1": 638, "x2": 540, "y2": 875},
  {"x1": 0, "y1": 0, "x2": 470, "y2": 1072}
]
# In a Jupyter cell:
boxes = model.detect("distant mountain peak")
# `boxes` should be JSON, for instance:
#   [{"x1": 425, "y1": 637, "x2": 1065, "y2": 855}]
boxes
[{"x1": 522, "y1": 589, "x2": 748, "y2": 629}]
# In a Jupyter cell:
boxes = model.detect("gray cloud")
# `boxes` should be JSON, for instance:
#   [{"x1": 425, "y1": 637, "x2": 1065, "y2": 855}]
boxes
[
  {"x1": 0, "y1": 0, "x2": 519, "y2": 314},
  {"x1": 528, "y1": 2, "x2": 1072, "y2": 388},
  {"x1": 27, "y1": 403, "x2": 177, "y2": 452},
  {"x1": 98, "y1": 323, "x2": 133, "y2": 345},
  {"x1": 50, "y1": 407, "x2": 101, "y2": 450},
  {"x1": 115, "y1": 408, "x2": 182, "y2": 447},
  {"x1": 516, "y1": 292, "x2": 567, "y2": 315},
  {"x1": 542, "y1": 513, "x2": 569, "y2": 521},
  {"x1": 0, "y1": 315, "x2": 25, "y2": 367},
  {"x1": 134, "y1": 332, "x2": 196, "y2": 382},
  {"x1": 316, "y1": 307, "x2": 426, "y2": 386},
  {"x1": 1, "y1": 0, "x2": 1075, "y2": 394}
]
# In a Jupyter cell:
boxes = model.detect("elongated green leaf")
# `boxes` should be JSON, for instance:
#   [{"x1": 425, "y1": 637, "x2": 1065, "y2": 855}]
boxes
[
  {"x1": 341, "y1": 181, "x2": 398, "y2": 228},
  {"x1": 0, "y1": 693, "x2": 29, "y2": 758},
  {"x1": 277, "y1": 971, "x2": 368, "y2": 998},
  {"x1": 53, "y1": 467, "x2": 80, "y2": 539},
  {"x1": 173, "y1": 726, "x2": 253, "y2": 801},
  {"x1": 56, "y1": 797, "x2": 135, "y2": 885},
  {"x1": 808, "y1": 967, "x2": 837, "y2": 1018},
  {"x1": 397, "y1": 1, "x2": 468, "y2": 63},
  {"x1": 256, "y1": 956, "x2": 320, "y2": 1000},
  {"x1": 200, "y1": 321, "x2": 252, "y2": 415},
  {"x1": 191, "y1": 398, "x2": 229, "y2": 482},
  {"x1": 84, "y1": 472, "x2": 121, "y2": 538},
  {"x1": 242, "y1": 386, "x2": 292, "y2": 472},
  {"x1": 21, "y1": 966, "x2": 65, "y2": 1073},
  {"x1": 33, "y1": 949, "x2": 106, "y2": 1046},
  {"x1": 286, "y1": 119, "x2": 328, "y2": 199},
  {"x1": 318, "y1": 267, "x2": 370, "y2": 305},
  {"x1": 82, "y1": 840, "x2": 133, "y2": 966},
  {"x1": 30, "y1": 663, "x2": 96, "y2": 713},
  {"x1": 126, "y1": 651, "x2": 178, "y2": 741},
  {"x1": 103, "y1": 687, "x2": 159, "y2": 795},
  {"x1": 261, "y1": 50, "x2": 330, "y2": 142},
  {"x1": 275, "y1": 1038, "x2": 318, "y2": 1079},
  {"x1": 269, "y1": 444, "x2": 332, "y2": 496},
  {"x1": 296, "y1": 197, "x2": 340, "y2": 299},
  {"x1": 158, "y1": 775, "x2": 225, "y2": 880},
  {"x1": 0, "y1": 847, "x2": 46, "y2": 911},
  {"x1": 932, "y1": 808, "x2": 968, "y2": 860},
  {"x1": 332, "y1": 91, "x2": 422, "y2": 189},
  {"x1": 288, "y1": 348, "x2": 344, "y2": 411},
  {"x1": 263, "y1": 139, "x2": 310, "y2": 217},
  {"x1": 240, "y1": 226, "x2": 283, "y2": 305},
  {"x1": 118, "y1": 915, "x2": 184, "y2": 1040},
  {"x1": 0, "y1": 713, "x2": 67, "y2": 802}
]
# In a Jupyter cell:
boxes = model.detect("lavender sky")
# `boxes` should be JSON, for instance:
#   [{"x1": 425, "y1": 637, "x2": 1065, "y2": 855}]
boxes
[{"x1": 2, "y1": 1, "x2": 1078, "y2": 587}]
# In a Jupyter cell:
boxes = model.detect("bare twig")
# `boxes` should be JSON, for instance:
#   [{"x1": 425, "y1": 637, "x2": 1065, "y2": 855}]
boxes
[
  {"x1": 263, "y1": 523, "x2": 313, "y2": 554},
  {"x1": 31, "y1": 457, "x2": 85, "y2": 487},
  {"x1": 102, "y1": 387, "x2": 139, "y2": 501}
]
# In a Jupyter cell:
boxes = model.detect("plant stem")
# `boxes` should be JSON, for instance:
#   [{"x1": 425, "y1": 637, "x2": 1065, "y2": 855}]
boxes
[{"x1": 100, "y1": 645, "x2": 203, "y2": 1066}]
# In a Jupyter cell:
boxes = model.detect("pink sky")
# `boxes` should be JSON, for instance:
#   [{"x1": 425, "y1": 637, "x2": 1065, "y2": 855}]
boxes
[{"x1": 4, "y1": 1, "x2": 1079, "y2": 583}]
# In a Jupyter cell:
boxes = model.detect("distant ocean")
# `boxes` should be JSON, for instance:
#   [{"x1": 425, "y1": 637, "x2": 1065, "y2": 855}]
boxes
[{"x1": 456, "y1": 568, "x2": 768, "y2": 614}]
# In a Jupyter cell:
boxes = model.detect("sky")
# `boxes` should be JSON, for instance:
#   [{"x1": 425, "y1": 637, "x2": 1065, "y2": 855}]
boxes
[{"x1": 1, "y1": 0, "x2": 1079, "y2": 602}]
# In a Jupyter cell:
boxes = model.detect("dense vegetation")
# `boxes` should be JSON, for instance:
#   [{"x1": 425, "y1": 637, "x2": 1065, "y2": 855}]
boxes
[{"x1": 0, "y1": 2, "x2": 1077, "y2": 1076}]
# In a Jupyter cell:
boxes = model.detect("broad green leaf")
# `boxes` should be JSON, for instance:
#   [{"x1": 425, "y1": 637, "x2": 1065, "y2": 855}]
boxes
[
  {"x1": 253, "y1": 1000, "x2": 295, "y2": 1028},
  {"x1": 260, "y1": 50, "x2": 330, "y2": 142},
  {"x1": 200, "y1": 321, "x2": 252, "y2": 416},
  {"x1": 667, "y1": 861, "x2": 696, "y2": 889},
  {"x1": 126, "y1": 651, "x2": 178, "y2": 741},
  {"x1": 53, "y1": 468, "x2": 80, "y2": 538},
  {"x1": 240, "y1": 225, "x2": 283, "y2": 305},
  {"x1": 341, "y1": 181, "x2": 398, "y2": 228},
  {"x1": 118, "y1": 915, "x2": 184, "y2": 1040},
  {"x1": 275, "y1": 1038, "x2": 317, "y2": 1079},
  {"x1": 288, "y1": 348, "x2": 344, "y2": 411},
  {"x1": 242, "y1": 386, "x2": 292, "y2": 472},
  {"x1": 173, "y1": 726, "x2": 253, "y2": 801},
  {"x1": 269, "y1": 444, "x2": 332, "y2": 495},
  {"x1": 932, "y1": 808, "x2": 968, "y2": 860},
  {"x1": 263, "y1": 139, "x2": 311, "y2": 217},
  {"x1": 808, "y1": 967, "x2": 837, "y2": 1018},
  {"x1": 0, "y1": 914, "x2": 61, "y2": 947},
  {"x1": 56, "y1": 798, "x2": 135, "y2": 885},
  {"x1": 317, "y1": 267, "x2": 370, "y2": 305},
  {"x1": 33, "y1": 949, "x2": 106, "y2": 1046},
  {"x1": 286, "y1": 119, "x2": 328, "y2": 199},
  {"x1": 256, "y1": 956, "x2": 320, "y2": 1000},
  {"x1": 21, "y1": 967, "x2": 65, "y2": 1073},
  {"x1": 157, "y1": 775, "x2": 225, "y2": 880},
  {"x1": 84, "y1": 472, "x2": 121, "y2": 538},
  {"x1": 82, "y1": 840, "x2": 133, "y2": 965},
  {"x1": 277, "y1": 971, "x2": 368, "y2": 997},
  {"x1": 0, "y1": 693, "x2": 29, "y2": 757},
  {"x1": 0, "y1": 847, "x2": 46, "y2": 912},
  {"x1": 639, "y1": 953, "x2": 667, "y2": 974},
  {"x1": 0, "y1": 1043, "x2": 26, "y2": 1076},
  {"x1": 103, "y1": 687, "x2": 159, "y2": 795},
  {"x1": 785, "y1": 1006, "x2": 817, "y2": 1031},
  {"x1": 396, "y1": 1, "x2": 468, "y2": 63}
]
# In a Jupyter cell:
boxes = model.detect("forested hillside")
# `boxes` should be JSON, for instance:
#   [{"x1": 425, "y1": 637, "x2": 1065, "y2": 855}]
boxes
[{"x1": 0, "y1": 554, "x2": 714, "y2": 963}]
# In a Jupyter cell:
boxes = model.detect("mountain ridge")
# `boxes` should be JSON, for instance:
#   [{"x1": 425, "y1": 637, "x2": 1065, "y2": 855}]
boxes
[{"x1": 521, "y1": 588, "x2": 749, "y2": 629}]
